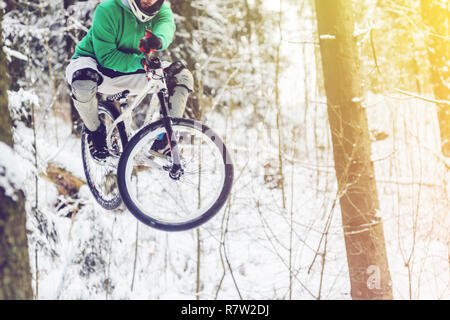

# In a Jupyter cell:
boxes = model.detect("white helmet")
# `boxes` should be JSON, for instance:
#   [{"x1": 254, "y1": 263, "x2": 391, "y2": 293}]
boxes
[{"x1": 128, "y1": 0, "x2": 164, "y2": 23}]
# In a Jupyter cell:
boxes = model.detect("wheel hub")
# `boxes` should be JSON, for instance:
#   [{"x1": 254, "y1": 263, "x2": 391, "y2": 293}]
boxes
[{"x1": 164, "y1": 164, "x2": 184, "y2": 180}]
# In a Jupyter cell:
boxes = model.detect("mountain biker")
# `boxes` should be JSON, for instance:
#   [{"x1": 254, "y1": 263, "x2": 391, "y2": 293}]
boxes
[{"x1": 65, "y1": 0, "x2": 194, "y2": 160}]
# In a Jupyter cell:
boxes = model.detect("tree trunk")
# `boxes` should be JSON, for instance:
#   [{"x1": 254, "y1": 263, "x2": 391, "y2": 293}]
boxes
[
  {"x1": 420, "y1": 0, "x2": 450, "y2": 157},
  {"x1": 315, "y1": 0, "x2": 393, "y2": 300},
  {"x1": 0, "y1": 10, "x2": 33, "y2": 300}
]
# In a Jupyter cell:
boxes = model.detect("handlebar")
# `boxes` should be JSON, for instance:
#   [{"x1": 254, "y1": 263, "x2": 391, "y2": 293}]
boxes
[{"x1": 144, "y1": 55, "x2": 162, "y2": 70}]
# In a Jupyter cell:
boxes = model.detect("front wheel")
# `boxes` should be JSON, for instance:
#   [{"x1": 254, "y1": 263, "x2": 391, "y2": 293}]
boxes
[{"x1": 117, "y1": 118, "x2": 234, "y2": 231}]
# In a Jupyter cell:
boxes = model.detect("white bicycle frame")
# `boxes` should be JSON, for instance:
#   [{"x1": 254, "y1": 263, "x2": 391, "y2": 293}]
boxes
[{"x1": 105, "y1": 66, "x2": 168, "y2": 151}]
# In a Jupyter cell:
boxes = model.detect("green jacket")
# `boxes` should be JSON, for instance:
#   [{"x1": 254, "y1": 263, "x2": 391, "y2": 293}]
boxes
[{"x1": 73, "y1": 0, "x2": 176, "y2": 73}]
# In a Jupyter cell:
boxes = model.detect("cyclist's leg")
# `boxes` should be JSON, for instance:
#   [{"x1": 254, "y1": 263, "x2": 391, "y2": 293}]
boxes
[
  {"x1": 169, "y1": 68, "x2": 194, "y2": 117},
  {"x1": 72, "y1": 79, "x2": 99, "y2": 131},
  {"x1": 163, "y1": 62, "x2": 194, "y2": 117},
  {"x1": 66, "y1": 57, "x2": 103, "y2": 131}
]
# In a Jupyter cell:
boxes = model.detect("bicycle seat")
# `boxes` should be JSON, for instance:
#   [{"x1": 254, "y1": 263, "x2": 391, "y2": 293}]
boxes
[{"x1": 106, "y1": 90, "x2": 130, "y2": 102}]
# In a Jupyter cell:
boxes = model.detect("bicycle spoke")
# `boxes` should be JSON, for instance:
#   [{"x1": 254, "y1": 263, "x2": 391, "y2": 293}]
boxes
[
  {"x1": 183, "y1": 165, "x2": 219, "y2": 175},
  {"x1": 134, "y1": 171, "x2": 192, "y2": 215}
]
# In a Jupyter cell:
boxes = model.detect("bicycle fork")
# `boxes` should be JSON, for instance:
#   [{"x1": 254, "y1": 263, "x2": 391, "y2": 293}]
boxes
[{"x1": 157, "y1": 90, "x2": 184, "y2": 180}]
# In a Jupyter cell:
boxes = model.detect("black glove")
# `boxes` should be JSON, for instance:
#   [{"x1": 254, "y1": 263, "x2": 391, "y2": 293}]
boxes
[{"x1": 139, "y1": 30, "x2": 162, "y2": 55}]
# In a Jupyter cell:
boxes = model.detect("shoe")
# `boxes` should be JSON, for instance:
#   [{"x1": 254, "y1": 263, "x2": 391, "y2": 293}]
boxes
[
  {"x1": 86, "y1": 123, "x2": 110, "y2": 161},
  {"x1": 149, "y1": 132, "x2": 177, "y2": 157}
]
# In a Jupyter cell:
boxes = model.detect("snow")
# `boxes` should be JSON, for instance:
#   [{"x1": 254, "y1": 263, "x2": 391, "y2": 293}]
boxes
[
  {"x1": 319, "y1": 34, "x2": 336, "y2": 40},
  {"x1": 0, "y1": 141, "x2": 25, "y2": 200},
  {"x1": 8, "y1": 89, "x2": 39, "y2": 108},
  {"x1": 3, "y1": 46, "x2": 28, "y2": 62}
]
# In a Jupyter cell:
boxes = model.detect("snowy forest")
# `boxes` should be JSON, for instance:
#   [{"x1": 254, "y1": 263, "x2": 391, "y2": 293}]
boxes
[{"x1": 0, "y1": 0, "x2": 449, "y2": 300}]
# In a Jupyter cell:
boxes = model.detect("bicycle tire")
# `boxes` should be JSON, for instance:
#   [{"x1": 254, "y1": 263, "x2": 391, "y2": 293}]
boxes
[
  {"x1": 81, "y1": 101, "x2": 128, "y2": 210},
  {"x1": 117, "y1": 118, "x2": 234, "y2": 231}
]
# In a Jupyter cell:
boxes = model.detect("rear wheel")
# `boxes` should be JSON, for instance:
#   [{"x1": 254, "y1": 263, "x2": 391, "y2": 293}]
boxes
[{"x1": 81, "y1": 101, "x2": 127, "y2": 210}]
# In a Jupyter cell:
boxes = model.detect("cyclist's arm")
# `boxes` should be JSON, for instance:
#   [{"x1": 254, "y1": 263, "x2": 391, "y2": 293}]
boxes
[
  {"x1": 91, "y1": 6, "x2": 143, "y2": 73},
  {"x1": 151, "y1": 3, "x2": 176, "y2": 51}
]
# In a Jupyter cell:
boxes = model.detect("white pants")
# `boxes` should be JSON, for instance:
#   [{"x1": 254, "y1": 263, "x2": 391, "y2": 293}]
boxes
[
  {"x1": 67, "y1": 56, "x2": 155, "y2": 95},
  {"x1": 66, "y1": 56, "x2": 193, "y2": 130}
]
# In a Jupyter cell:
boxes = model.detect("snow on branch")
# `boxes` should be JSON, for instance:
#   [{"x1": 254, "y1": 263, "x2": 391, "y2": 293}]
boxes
[
  {"x1": 394, "y1": 88, "x2": 450, "y2": 106},
  {"x1": 0, "y1": 142, "x2": 26, "y2": 200},
  {"x1": 319, "y1": 34, "x2": 336, "y2": 40},
  {"x1": 3, "y1": 46, "x2": 28, "y2": 62}
]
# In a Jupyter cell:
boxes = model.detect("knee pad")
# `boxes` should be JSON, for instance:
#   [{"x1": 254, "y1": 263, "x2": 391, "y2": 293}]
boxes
[
  {"x1": 165, "y1": 62, "x2": 194, "y2": 93},
  {"x1": 72, "y1": 79, "x2": 97, "y2": 103},
  {"x1": 71, "y1": 79, "x2": 100, "y2": 131},
  {"x1": 72, "y1": 67, "x2": 102, "y2": 85},
  {"x1": 70, "y1": 67, "x2": 102, "y2": 103}
]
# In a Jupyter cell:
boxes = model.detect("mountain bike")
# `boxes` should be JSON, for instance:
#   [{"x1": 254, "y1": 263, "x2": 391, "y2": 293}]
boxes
[{"x1": 81, "y1": 56, "x2": 234, "y2": 231}]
